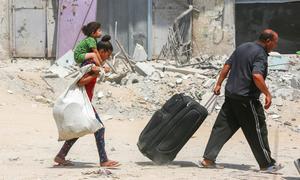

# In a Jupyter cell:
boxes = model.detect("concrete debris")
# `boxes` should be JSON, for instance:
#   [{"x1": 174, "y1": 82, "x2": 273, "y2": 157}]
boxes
[
  {"x1": 106, "y1": 72, "x2": 128, "y2": 84},
  {"x1": 153, "y1": 64, "x2": 206, "y2": 75},
  {"x1": 97, "y1": 91, "x2": 104, "y2": 99},
  {"x1": 284, "y1": 121, "x2": 292, "y2": 126},
  {"x1": 48, "y1": 50, "x2": 77, "y2": 78},
  {"x1": 133, "y1": 43, "x2": 148, "y2": 62},
  {"x1": 9, "y1": 157, "x2": 20, "y2": 161},
  {"x1": 291, "y1": 76, "x2": 300, "y2": 89},
  {"x1": 168, "y1": 83, "x2": 176, "y2": 88},
  {"x1": 41, "y1": 73, "x2": 59, "y2": 78},
  {"x1": 270, "y1": 114, "x2": 281, "y2": 120},
  {"x1": 134, "y1": 62, "x2": 156, "y2": 76},
  {"x1": 149, "y1": 71, "x2": 161, "y2": 82},
  {"x1": 273, "y1": 98, "x2": 283, "y2": 106},
  {"x1": 106, "y1": 91, "x2": 112, "y2": 98},
  {"x1": 35, "y1": 96, "x2": 52, "y2": 104},
  {"x1": 1, "y1": 54, "x2": 300, "y2": 133},
  {"x1": 101, "y1": 114, "x2": 113, "y2": 121},
  {"x1": 203, "y1": 79, "x2": 215, "y2": 89},
  {"x1": 176, "y1": 78, "x2": 183, "y2": 85},
  {"x1": 81, "y1": 169, "x2": 112, "y2": 176}
]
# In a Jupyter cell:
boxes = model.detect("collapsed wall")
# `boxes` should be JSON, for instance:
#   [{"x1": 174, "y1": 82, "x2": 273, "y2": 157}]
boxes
[{"x1": 192, "y1": 0, "x2": 235, "y2": 56}]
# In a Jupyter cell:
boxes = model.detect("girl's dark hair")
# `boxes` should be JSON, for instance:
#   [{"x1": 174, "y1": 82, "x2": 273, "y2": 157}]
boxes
[
  {"x1": 97, "y1": 35, "x2": 113, "y2": 52},
  {"x1": 81, "y1": 22, "x2": 101, "y2": 36}
]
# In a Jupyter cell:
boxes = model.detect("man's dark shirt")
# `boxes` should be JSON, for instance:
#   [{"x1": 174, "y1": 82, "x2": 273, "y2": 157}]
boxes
[{"x1": 225, "y1": 42, "x2": 269, "y2": 99}]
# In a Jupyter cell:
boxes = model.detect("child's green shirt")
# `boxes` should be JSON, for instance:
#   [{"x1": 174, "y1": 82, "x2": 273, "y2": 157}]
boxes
[{"x1": 74, "y1": 37, "x2": 97, "y2": 64}]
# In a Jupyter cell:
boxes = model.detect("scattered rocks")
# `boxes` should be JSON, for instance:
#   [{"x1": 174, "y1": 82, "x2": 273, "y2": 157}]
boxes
[
  {"x1": 81, "y1": 169, "x2": 112, "y2": 176},
  {"x1": 97, "y1": 91, "x2": 104, "y2": 99},
  {"x1": 176, "y1": 78, "x2": 183, "y2": 85},
  {"x1": 270, "y1": 114, "x2": 281, "y2": 120},
  {"x1": 284, "y1": 121, "x2": 292, "y2": 126},
  {"x1": 35, "y1": 96, "x2": 52, "y2": 104},
  {"x1": 9, "y1": 157, "x2": 20, "y2": 161}
]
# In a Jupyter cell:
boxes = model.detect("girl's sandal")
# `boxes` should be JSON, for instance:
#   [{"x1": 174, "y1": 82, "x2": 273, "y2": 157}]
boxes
[{"x1": 100, "y1": 160, "x2": 120, "y2": 168}]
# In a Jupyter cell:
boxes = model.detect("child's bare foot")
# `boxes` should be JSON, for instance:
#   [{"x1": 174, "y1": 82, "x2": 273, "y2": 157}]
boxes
[
  {"x1": 54, "y1": 156, "x2": 74, "y2": 166},
  {"x1": 100, "y1": 160, "x2": 120, "y2": 167}
]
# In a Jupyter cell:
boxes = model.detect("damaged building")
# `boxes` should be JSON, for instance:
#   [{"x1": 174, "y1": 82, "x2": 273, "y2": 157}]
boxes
[{"x1": 0, "y1": 0, "x2": 299, "y2": 61}]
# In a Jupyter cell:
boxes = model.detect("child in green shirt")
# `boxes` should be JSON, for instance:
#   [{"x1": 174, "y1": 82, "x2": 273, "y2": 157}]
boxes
[{"x1": 74, "y1": 22, "x2": 102, "y2": 66}]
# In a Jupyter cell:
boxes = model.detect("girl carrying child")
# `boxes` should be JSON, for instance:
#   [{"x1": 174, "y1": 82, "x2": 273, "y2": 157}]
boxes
[
  {"x1": 74, "y1": 21, "x2": 103, "y2": 66},
  {"x1": 54, "y1": 35, "x2": 119, "y2": 168}
]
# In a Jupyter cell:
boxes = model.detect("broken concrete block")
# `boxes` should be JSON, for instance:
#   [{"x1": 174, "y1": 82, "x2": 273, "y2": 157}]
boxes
[
  {"x1": 270, "y1": 114, "x2": 281, "y2": 120},
  {"x1": 133, "y1": 43, "x2": 148, "y2": 62},
  {"x1": 97, "y1": 91, "x2": 104, "y2": 99},
  {"x1": 176, "y1": 78, "x2": 183, "y2": 85},
  {"x1": 35, "y1": 96, "x2": 51, "y2": 104},
  {"x1": 134, "y1": 62, "x2": 156, "y2": 76},
  {"x1": 101, "y1": 114, "x2": 113, "y2": 121},
  {"x1": 42, "y1": 73, "x2": 59, "y2": 78},
  {"x1": 106, "y1": 91, "x2": 112, "y2": 98},
  {"x1": 195, "y1": 73, "x2": 207, "y2": 80},
  {"x1": 168, "y1": 83, "x2": 176, "y2": 88},
  {"x1": 273, "y1": 98, "x2": 283, "y2": 106},
  {"x1": 106, "y1": 73, "x2": 128, "y2": 85},
  {"x1": 182, "y1": 75, "x2": 191, "y2": 80},
  {"x1": 150, "y1": 71, "x2": 161, "y2": 81},
  {"x1": 274, "y1": 88, "x2": 294, "y2": 100},
  {"x1": 159, "y1": 71, "x2": 165, "y2": 78},
  {"x1": 152, "y1": 64, "x2": 205, "y2": 75},
  {"x1": 268, "y1": 55, "x2": 290, "y2": 71},
  {"x1": 269, "y1": 51, "x2": 281, "y2": 56},
  {"x1": 291, "y1": 77, "x2": 300, "y2": 89},
  {"x1": 283, "y1": 121, "x2": 292, "y2": 126},
  {"x1": 267, "y1": 106, "x2": 279, "y2": 115},
  {"x1": 48, "y1": 50, "x2": 76, "y2": 78},
  {"x1": 203, "y1": 79, "x2": 215, "y2": 89}
]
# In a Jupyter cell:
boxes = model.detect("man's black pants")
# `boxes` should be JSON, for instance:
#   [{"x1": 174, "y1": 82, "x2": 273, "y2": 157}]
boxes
[{"x1": 203, "y1": 96, "x2": 276, "y2": 168}]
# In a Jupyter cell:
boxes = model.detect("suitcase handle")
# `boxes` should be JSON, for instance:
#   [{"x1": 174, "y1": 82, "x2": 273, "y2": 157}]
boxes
[{"x1": 203, "y1": 93, "x2": 217, "y2": 110}]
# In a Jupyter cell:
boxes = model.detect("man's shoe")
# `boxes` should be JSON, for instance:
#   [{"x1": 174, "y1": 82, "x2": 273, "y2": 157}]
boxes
[
  {"x1": 260, "y1": 163, "x2": 284, "y2": 174},
  {"x1": 294, "y1": 159, "x2": 300, "y2": 174}
]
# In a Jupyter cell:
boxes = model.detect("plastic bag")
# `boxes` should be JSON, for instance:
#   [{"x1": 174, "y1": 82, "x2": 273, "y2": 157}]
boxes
[{"x1": 53, "y1": 64, "x2": 103, "y2": 141}]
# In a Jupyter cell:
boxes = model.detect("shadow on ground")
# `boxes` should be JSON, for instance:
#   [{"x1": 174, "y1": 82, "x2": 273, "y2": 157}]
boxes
[
  {"x1": 219, "y1": 163, "x2": 253, "y2": 171},
  {"x1": 282, "y1": 177, "x2": 300, "y2": 180},
  {"x1": 136, "y1": 161, "x2": 199, "y2": 168},
  {"x1": 49, "y1": 161, "x2": 96, "y2": 169}
]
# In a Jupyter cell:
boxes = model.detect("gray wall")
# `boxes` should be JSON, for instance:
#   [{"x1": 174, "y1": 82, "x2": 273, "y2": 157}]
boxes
[
  {"x1": 97, "y1": 0, "x2": 148, "y2": 56},
  {"x1": 0, "y1": 0, "x2": 237, "y2": 59},
  {"x1": 192, "y1": 0, "x2": 235, "y2": 56},
  {"x1": 236, "y1": 2, "x2": 300, "y2": 53},
  {"x1": 152, "y1": 0, "x2": 188, "y2": 56},
  {"x1": 0, "y1": 0, "x2": 9, "y2": 60}
]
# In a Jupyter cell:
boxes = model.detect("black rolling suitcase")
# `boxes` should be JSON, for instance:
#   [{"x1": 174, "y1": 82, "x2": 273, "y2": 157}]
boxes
[{"x1": 137, "y1": 93, "x2": 209, "y2": 164}]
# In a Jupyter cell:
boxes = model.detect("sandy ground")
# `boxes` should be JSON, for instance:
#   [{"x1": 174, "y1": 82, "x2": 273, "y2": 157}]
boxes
[{"x1": 0, "y1": 84, "x2": 300, "y2": 180}]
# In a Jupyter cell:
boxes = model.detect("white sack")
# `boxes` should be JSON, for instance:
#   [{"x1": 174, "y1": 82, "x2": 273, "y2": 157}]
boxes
[{"x1": 53, "y1": 64, "x2": 103, "y2": 141}]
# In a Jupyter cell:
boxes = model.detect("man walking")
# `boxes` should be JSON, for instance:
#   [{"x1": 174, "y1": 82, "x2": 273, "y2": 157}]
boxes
[{"x1": 200, "y1": 29, "x2": 283, "y2": 173}]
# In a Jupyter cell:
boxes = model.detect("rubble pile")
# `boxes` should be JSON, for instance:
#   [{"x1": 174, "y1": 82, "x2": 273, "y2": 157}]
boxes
[{"x1": 0, "y1": 54, "x2": 299, "y2": 131}]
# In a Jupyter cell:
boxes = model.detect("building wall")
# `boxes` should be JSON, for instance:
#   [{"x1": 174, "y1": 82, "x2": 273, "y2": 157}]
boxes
[
  {"x1": 0, "y1": 0, "x2": 236, "y2": 59},
  {"x1": 0, "y1": 0, "x2": 9, "y2": 60},
  {"x1": 193, "y1": 0, "x2": 235, "y2": 56},
  {"x1": 236, "y1": 2, "x2": 300, "y2": 53},
  {"x1": 152, "y1": 0, "x2": 188, "y2": 56}
]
